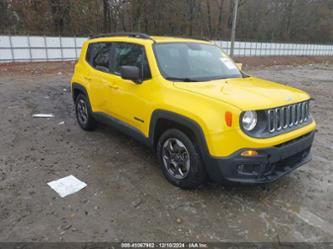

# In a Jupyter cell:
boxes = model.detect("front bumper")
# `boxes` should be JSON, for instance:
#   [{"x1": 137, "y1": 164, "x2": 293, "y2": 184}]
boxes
[{"x1": 205, "y1": 131, "x2": 315, "y2": 184}]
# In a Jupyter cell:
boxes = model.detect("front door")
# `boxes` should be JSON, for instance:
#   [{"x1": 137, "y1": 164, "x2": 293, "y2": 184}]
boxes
[{"x1": 107, "y1": 42, "x2": 153, "y2": 133}]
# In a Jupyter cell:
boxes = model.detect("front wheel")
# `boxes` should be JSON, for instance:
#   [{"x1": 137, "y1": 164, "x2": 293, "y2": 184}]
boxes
[{"x1": 156, "y1": 129, "x2": 207, "y2": 189}]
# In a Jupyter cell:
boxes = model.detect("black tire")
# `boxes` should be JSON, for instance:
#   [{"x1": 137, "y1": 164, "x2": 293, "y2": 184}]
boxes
[
  {"x1": 156, "y1": 129, "x2": 207, "y2": 189},
  {"x1": 75, "y1": 93, "x2": 97, "y2": 131}
]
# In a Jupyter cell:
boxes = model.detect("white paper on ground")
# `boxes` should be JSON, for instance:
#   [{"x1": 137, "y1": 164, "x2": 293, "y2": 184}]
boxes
[
  {"x1": 47, "y1": 175, "x2": 87, "y2": 198},
  {"x1": 32, "y1": 114, "x2": 55, "y2": 118}
]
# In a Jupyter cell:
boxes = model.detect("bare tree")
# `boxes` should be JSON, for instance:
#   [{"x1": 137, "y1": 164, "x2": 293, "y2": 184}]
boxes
[
  {"x1": 49, "y1": 0, "x2": 71, "y2": 35},
  {"x1": 1, "y1": 0, "x2": 332, "y2": 43}
]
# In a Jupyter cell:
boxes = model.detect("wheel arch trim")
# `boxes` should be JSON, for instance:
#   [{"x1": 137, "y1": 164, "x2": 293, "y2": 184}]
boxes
[
  {"x1": 71, "y1": 82, "x2": 89, "y2": 100},
  {"x1": 149, "y1": 109, "x2": 211, "y2": 158}
]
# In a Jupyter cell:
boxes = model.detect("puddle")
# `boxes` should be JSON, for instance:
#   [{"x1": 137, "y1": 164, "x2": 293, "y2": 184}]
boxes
[{"x1": 284, "y1": 207, "x2": 333, "y2": 236}]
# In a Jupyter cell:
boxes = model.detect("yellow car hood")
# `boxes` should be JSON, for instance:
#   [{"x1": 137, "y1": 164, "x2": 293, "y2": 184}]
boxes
[{"x1": 174, "y1": 77, "x2": 310, "y2": 110}]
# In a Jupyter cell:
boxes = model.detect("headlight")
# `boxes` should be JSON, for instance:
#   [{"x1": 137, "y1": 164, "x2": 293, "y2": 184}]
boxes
[{"x1": 242, "y1": 111, "x2": 257, "y2": 131}]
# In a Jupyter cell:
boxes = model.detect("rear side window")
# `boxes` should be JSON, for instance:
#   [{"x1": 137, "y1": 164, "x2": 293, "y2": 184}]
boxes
[
  {"x1": 86, "y1": 42, "x2": 112, "y2": 73},
  {"x1": 111, "y1": 43, "x2": 151, "y2": 81}
]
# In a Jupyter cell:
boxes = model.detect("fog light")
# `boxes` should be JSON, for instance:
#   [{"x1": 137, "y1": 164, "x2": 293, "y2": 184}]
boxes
[{"x1": 241, "y1": 150, "x2": 259, "y2": 157}]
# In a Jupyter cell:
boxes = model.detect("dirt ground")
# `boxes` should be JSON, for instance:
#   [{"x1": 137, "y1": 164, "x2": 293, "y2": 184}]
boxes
[{"x1": 0, "y1": 59, "x2": 332, "y2": 243}]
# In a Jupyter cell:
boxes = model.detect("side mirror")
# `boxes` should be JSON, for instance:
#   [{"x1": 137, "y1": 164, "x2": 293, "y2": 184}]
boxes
[
  {"x1": 236, "y1": 63, "x2": 243, "y2": 70},
  {"x1": 120, "y1": 66, "x2": 142, "y2": 84}
]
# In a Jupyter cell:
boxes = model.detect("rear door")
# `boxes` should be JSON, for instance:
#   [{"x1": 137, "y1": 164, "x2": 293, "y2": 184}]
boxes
[{"x1": 85, "y1": 42, "x2": 113, "y2": 113}]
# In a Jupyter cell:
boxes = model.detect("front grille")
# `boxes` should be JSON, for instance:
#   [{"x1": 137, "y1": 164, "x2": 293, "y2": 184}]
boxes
[{"x1": 266, "y1": 101, "x2": 310, "y2": 134}]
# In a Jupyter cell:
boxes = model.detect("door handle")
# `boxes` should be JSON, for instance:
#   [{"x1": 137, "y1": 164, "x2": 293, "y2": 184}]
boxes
[{"x1": 108, "y1": 84, "x2": 119, "y2": 90}]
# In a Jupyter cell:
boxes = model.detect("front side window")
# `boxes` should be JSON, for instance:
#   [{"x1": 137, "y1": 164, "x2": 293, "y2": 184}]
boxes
[
  {"x1": 111, "y1": 43, "x2": 151, "y2": 80},
  {"x1": 154, "y1": 42, "x2": 242, "y2": 82}
]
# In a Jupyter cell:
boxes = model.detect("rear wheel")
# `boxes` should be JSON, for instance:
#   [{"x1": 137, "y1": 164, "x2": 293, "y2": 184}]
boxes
[
  {"x1": 75, "y1": 93, "x2": 97, "y2": 131},
  {"x1": 157, "y1": 129, "x2": 207, "y2": 189}
]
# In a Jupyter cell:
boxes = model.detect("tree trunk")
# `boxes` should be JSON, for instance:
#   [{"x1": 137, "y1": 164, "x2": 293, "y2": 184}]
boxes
[{"x1": 206, "y1": 0, "x2": 213, "y2": 38}]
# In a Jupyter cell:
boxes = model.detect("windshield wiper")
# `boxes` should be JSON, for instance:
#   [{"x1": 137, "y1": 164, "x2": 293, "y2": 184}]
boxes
[{"x1": 165, "y1": 77, "x2": 199, "y2": 82}]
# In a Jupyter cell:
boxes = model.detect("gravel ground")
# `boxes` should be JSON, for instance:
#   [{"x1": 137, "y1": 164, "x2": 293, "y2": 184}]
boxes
[{"x1": 0, "y1": 63, "x2": 332, "y2": 242}]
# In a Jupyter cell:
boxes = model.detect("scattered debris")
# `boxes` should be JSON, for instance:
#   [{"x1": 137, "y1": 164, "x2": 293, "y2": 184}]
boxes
[
  {"x1": 58, "y1": 121, "x2": 65, "y2": 125},
  {"x1": 47, "y1": 175, "x2": 87, "y2": 198},
  {"x1": 61, "y1": 224, "x2": 72, "y2": 231},
  {"x1": 32, "y1": 114, "x2": 54, "y2": 118},
  {"x1": 176, "y1": 218, "x2": 183, "y2": 224},
  {"x1": 132, "y1": 199, "x2": 143, "y2": 208}
]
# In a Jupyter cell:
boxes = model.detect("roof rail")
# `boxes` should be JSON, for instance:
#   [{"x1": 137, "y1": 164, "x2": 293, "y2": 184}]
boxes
[
  {"x1": 174, "y1": 36, "x2": 211, "y2": 42},
  {"x1": 89, "y1": 32, "x2": 155, "y2": 42}
]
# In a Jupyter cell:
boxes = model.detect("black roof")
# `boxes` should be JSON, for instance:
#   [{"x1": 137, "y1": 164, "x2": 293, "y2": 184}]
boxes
[
  {"x1": 88, "y1": 32, "x2": 210, "y2": 43},
  {"x1": 89, "y1": 32, "x2": 154, "y2": 42}
]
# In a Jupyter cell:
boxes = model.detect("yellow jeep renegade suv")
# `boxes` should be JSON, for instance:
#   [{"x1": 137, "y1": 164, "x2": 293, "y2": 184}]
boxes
[{"x1": 71, "y1": 32, "x2": 316, "y2": 189}]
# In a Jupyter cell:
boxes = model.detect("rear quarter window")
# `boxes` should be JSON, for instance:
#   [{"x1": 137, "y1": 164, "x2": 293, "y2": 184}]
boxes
[{"x1": 86, "y1": 42, "x2": 112, "y2": 72}]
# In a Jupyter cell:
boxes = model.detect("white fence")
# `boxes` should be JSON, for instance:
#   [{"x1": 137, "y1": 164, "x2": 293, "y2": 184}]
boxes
[
  {"x1": 0, "y1": 35, "x2": 86, "y2": 62},
  {"x1": 213, "y1": 41, "x2": 333, "y2": 57},
  {"x1": 0, "y1": 35, "x2": 332, "y2": 63}
]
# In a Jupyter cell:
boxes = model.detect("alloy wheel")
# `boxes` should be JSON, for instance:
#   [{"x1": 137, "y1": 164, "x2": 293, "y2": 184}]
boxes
[
  {"x1": 162, "y1": 138, "x2": 190, "y2": 180},
  {"x1": 77, "y1": 98, "x2": 88, "y2": 125}
]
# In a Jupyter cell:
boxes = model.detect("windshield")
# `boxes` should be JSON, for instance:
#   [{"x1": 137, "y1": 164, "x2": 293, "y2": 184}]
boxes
[{"x1": 154, "y1": 42, "x2": 242, "y2": 82}]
